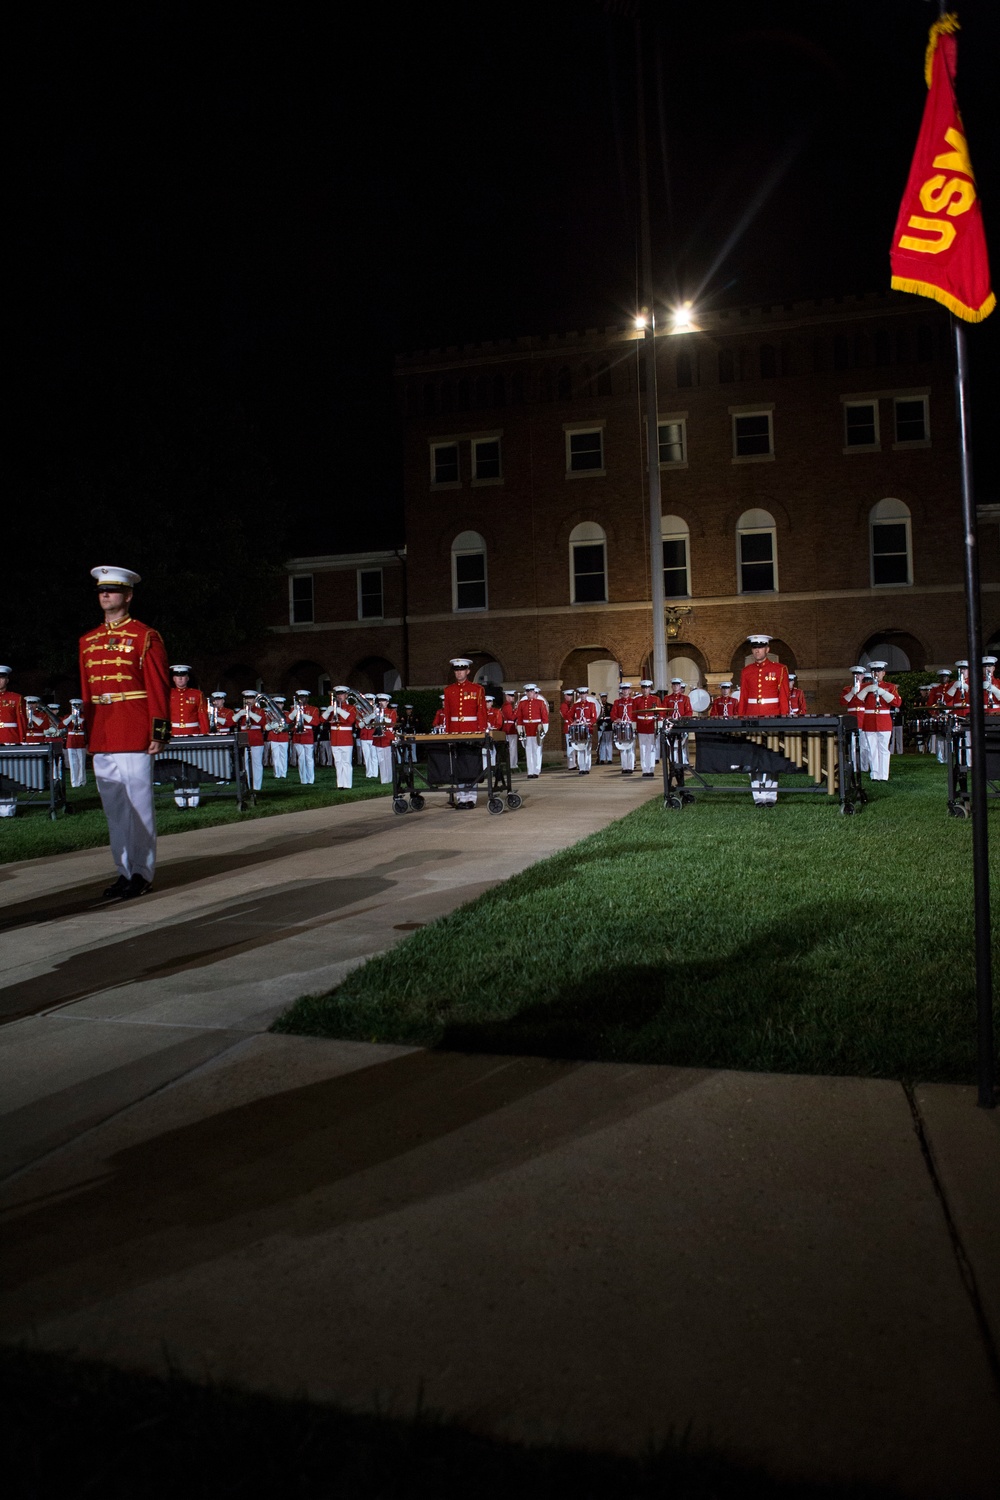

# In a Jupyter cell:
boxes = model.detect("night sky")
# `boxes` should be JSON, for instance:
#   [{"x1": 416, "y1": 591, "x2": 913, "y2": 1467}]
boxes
[{"x1": 16, "y1": 0, "x2": 1000, "y2": 563}]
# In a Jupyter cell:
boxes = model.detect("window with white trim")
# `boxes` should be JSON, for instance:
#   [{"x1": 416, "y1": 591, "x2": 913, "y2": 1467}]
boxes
[
  {"x1": 430, "y1": 441, "x2": 460, "y2": 486},
  {"x1": 357, "y1": 568, "x2": 384, "y2": 620},
  {"x1": 737, "y1": 508, "x2": 777, "y2": 593},
  {"x1": 569, "y1": 522, "x2": 608, "y2": 603},
  {"x1": 843, "y1": 400, "x2": 880, "y2": 451},
  {"x1": 870, "y1": 498, "x2": 912, "y2": 587},
  {"x1": 565, "y1": 426, "x2": 605, "y2": 475},
  {"x1": 893, "y1": 396, "x2": 929, "y2": 445},
  {"x1": 658, "y1": 417, "x2": 687, "y2": 467},
  {"x1": 732, "y1": 410, "x2": 774, "y2": 459},
  {"x1": 662, "y1": 515, "x2": 691, "y2": 598},
  {"x1": 472, "y1": 436, "x2": 502, "y2": 483},
  {"x1": 289, "y1": 574, "x2": 314, "y2": 624},
  {"x1": 451, "y1": 530, "x2": 487, "y2": 611}
]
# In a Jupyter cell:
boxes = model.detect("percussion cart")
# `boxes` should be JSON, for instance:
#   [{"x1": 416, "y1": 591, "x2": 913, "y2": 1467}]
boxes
[
  {"x1": 153, "y1": 732, "x2": 253, "y2": 810},
  {"x1": 660, "y1": 716, "x2": 865, "y2": 814},
  {"x1": 944, "y1": 717, "x2": 1000, "y2": 818},
  {"x1": 0, "y1": 742, "x2": 68, "y2": 818},
  {"x1": 391, "y1": 732, "x2": 523, "y2": 815}
]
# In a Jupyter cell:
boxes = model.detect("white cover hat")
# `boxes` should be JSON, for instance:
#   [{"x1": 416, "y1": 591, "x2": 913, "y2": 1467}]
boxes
[
  {"x1": 748, "y1": 633, "x2": 772, "y2": 644},
  {"x1": 92, "y1": 566, "x2": 140, "y2": 588},
  {"x1": 719, "y1": 681, "x2": 733, "y2": 689},
  {"x1": 640, "y1": 679, "x2": 653, "y2": 687},
  {"x1": 670, "y1": 677, "x2": 684, "y2": 685},
  {"x1": 334, "y1": 684, "x2": 350, "y2": 693},
  {"x1": 523, "y1": 683, "x2": 538, "y2": 691},
  {"x1": 170, "y1": 664, "x2": 191, "y2": 674},
  {"x1": 210, "y1": 691, "x2": 226, "y2": 699},
  {"x1": 450, "y1": 657, "x2": 472, "y2": 668}
]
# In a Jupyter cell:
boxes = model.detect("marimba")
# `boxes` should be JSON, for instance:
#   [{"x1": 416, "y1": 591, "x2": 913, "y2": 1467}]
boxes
[
  {"x1": 0, "y1": 742, "x2": 67, "y2": 818},
  {"x1": 391, "y1": 732, "x2": 522, "y2": 815},
  {"x1": 153, "y1": 733, "x2": 252, "y2": 810},
  {"x1": 943, "y1": 717, "x2": 1000, "y2": 817},
  {"x1": 660, "y1": 716, "x2": 865, "y2": 814}
]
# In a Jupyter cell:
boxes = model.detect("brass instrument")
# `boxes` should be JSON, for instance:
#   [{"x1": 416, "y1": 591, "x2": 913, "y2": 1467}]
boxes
[
  {"x1": 29, "y1": 702, "x2": 62, "y2": 737},
  {"x1": 207, "y1": 700, "x2": 221, "y2": 734},
  {"x1": 66, "y1": 703, "x2": 85, "y2": 735},
  {"x1": 252, "y1": 690, "x2": 289, "y2": 734}
]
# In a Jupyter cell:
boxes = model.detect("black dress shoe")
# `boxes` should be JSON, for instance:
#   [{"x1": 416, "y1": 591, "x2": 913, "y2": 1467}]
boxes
[
  {"x1": 120, "y1": 874, "x2": 152, "y2": 899},
  {"x1": 101, "y1": 875, "x2": 130, "y2": 900}
]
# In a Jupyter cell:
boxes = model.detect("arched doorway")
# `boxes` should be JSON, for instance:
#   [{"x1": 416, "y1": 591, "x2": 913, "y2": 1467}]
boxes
[
  {"x1": 859, "y1": 631, "x2": 925, "y2": 672},
  {"x1": 351, "y1": 656, "x2": 401, "y2": 694},
  {"x1": 471, "y1": 653, "x2": 503, "y2": 688},
  {"x1": 642, "y1": 641, "x2": 707, "y2": 691},
  {"x1": 284, "y1": 659, "x2": 329, "y2": 697},
  {"x1": 218, "y1": 663, "x2": 256, "y2": 697},
  {"x1": 559, "y1": 646, "x2": 620, "y2": 697}
]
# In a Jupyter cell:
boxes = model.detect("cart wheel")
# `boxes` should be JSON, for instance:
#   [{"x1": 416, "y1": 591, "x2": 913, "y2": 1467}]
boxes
[
  {"x1": 680, "y1": 791, "x2": 696, "y2": 806},
  {"x1": 409, "y1": 794, "x2": 425, "y2": 811},
  {"x1": 506, "y1": 793, "x2": 522, "y2": 810},
  {"x1": 392, "y1": 796, "x2": 410, "y2": 815},
  {"x1": 487, "y1": 797, "x2": 505, "y2": 815},
  {"x1": 949, "y1": 801, "x2": 970, "y2": 819},
  {"x1": 840, "y1": 802, "x2": 856, "y2": 816},
  {"x1": 665, "y1": 795, "x2": 682, "y2": 810}
]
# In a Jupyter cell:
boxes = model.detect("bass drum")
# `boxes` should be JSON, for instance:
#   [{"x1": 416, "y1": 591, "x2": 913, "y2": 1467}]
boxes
[{"x1": 689, "y1": 687, "x2": 711, "y2": 715}]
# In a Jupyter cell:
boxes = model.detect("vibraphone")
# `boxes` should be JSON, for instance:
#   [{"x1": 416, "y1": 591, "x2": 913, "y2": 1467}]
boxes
[
  {"x1": 0, "y1": 742, "x2": 67, "y2": 818},
  {"x1": 660, "y1": 716, "x2": 865, "y2": 814},
  {"x1": 153, "y1": 732, "x2": 252, "y2": 810},
  {"x1": 391, "y1": 732, "x2": 523, "y2": 815},
  {"x1": 943, "y1": 717, "x2": 1000, "y2": 817}
]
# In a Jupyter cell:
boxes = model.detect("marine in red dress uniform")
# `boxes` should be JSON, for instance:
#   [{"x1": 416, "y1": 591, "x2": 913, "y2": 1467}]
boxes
[
  {"x1": 289, "y1": 690, "x2": 322, "y2": 785},
  {"x1": 373, "y1": 694, "x2": 398, "y2": 784},
  {"x1": 857, "y1": 661, "x2": 901, "y2": 781},
  {"x1": 62, "y1": 697, "x2": 88, "y2": 789},
  {"x1": 79, "y1": 566, "x2": 170, "y2": 897},
  {"x1": 323, "y1": 687, "x2": 357, "y2": 788},
  {"x1": 787, "y1": 674, "x2": 808, "y2": 717},
  {"x1": 208, "y1": 692, "x2": 236, "y2": 732},
  {"x1": 0, "y1": 666, "x2": 27, "y2": 746},
  {"x1": 444, "y1": 657, "x2": 488, "y2": 806},
  {"x1": 167, "y1": 665, "x2": 210, "y2": 809},
  {"x1": 569, "y1": 688, "x2": 598, "y2": 775},
  {"x1": 611, "y1": 684, "x2": 637, "y2": 774},
  {"x1": 559, "y1": 689, "x2": 577, "y2": 769},
  {"x1": 500, "y1": 689, "x2": 520, "y2": 771},
  {"x1": 513, "y1": 684, "x2": 548, "y2": 777},
  {"x1": 22, "y1": 698, "x2": 47, "y2": 743},
  {"x1": 632, "y1": 680, "x2": 662, "y2": 777},
  {"x1": 737, "y1": 633, "x2": 789, "y2": 805},
  {"x1": 709, "y1": 681, "x2": 739, "y2": 718}
]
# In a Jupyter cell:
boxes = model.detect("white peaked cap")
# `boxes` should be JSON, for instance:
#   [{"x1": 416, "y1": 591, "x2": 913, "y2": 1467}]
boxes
[
  {"x1": 450, "y1": 657, "x2": 472, "y2": 667},
  {"x1": 25, "y1": 695, "x2": 40, "y2": 703},
  {"x1": 851, "y1": 665, "x2": 866, "y2": 674},
  {"x1": 937, "y1": 668, "x2": 953, "y2": 676},
  {"x1": 620, "y1": 682, "x2": 632, "y2": 689},
  {"x1": 334, "y1": 685, "x2": 350, "y2": 693},
  {"x1": 719, "y1": 681, "x2": 733, "y2": 689},
  {"x1": 577, "y1": 686, "x2": 589, "y2": 693},
  {"x1": 671, "y1": 677, "x2": 684, "y2": 684},
  {"x1": 983, "y1": 657, "x2": 997, "y2": 666},
  {"x1": 274, "y1": 695, "x2": 287, "y2": 702},
  {"x1": 956, "y1": 659, "x2": 969, "y2": 668},
  {"x1": 503, "y1": 688, "x2": 516, "y2": 695},
  {"x1": 869, "y1": 660, "x2": 887, "y2": 670},
  {"x1": 788, "y1": 673, "x2": 797, "y2": 680},
  {"x1": 70, "y1": 697, "x2": 83, "y2": 704},
  {"x1": 242, "y1": 690, "x2": 256, "y2": 697},
  {"x1": 485, "y1": 696, "x2": 494, "y2": 703},
  {"x1": 748, "y1": 633, "x2": 772, "y2": 644},
  {"x1": 170, "y1": 664, "x2": 191, "y2": 674},
  {"x1": 210, "y1": 691, "x2": 226, "y2": 698},
  {"x1": 376, "y1": 693, "x2": 391, "y2": 700},
  {"x1": 523, "y1": 683, "x2": 538, "y2": 691},
  {"x1": 640, "y1": 679, "x2": 653, "y2": 686},
  {"x1": 294, "y1": 689, "x2": 310, "y2": 696},
  {"x1": 0, "y1": 665, "x2": 12, "y2": 675},
  {"x1": 92, "y1": 565, "x2": 140, "y2": 588}
]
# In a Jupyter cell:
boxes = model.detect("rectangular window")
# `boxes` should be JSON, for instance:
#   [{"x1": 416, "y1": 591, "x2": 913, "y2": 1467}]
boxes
[
  {"x1": 733, "y1": 413, "x2": 773, "y2": 458},
  {"x1": 472, "y1": 437, "x2": 502, "y2": 482},
  {"x1": 739, "y1": 531, "x2": 775, "y2": 593},
  {"x1": 663, "y1": 537, "x2": 690, "y2": 598},
  {"x1": 872, "y1": 522, "x2": 911, "y2": 586},
  {"x1": 572, "y1": 543, "x2": 607, "y2": 603},
  {"x1": 358, "y1": 568, "x2": 384, "y2": 619},
  {"x1": 454, "y1": 552, "x2": 486, "y2": 611},
  {"x1": 430, "y1": 442, "x2": 460, "y2": 485},
  {"x1": 290, "y1": 574, "x2": 314, "y2": 624},
  {"x1": 894, "y1": 397, "x2": 928, "y2": 444},
  {"x1": 844, "y1": 401, "x2": 879, "y2": 449},
  {"x1": 658, "y1": 420, "x2": 687, "y2": 466},
  {"x1": 566, "y1": 428, "x2": 604, "y2": 473}
]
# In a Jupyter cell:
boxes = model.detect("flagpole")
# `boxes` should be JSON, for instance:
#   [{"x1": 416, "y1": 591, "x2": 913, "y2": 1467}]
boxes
[{"x1": 952, "y1": 318, "x2": 996, "y2": 1108}]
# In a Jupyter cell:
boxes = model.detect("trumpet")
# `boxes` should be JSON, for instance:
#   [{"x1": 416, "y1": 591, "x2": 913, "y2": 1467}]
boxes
[{"x1": 207, "y1": 701, "x2": 221, "y2": 733}]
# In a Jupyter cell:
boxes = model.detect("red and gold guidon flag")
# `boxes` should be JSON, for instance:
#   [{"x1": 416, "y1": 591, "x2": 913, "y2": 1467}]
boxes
[{"x1": 890, "y1": 14, "x2": 994, "y2": 322}]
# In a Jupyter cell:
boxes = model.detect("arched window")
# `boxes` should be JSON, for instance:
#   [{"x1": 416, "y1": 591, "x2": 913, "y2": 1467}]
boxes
[
  {"x1": 662, "y1": 514, "x2": 691, "y2": 599},
  {"x1": 451, "y1": 530, "x2": 488, "y2": 612},
  {"x1": 569, "y1": 522, "x2": 608, "y2": 604},
  {"x1": 736, "y1": 508, "x2": 778, "y2": 593},
  {"x1": 870, "y1": 498, "x2": 912, "y2": 587}
]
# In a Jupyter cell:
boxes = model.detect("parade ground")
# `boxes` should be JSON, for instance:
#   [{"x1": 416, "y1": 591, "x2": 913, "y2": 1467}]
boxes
[{"x1": 1, "y1": 769, "x2": 998, "y2": 1496}]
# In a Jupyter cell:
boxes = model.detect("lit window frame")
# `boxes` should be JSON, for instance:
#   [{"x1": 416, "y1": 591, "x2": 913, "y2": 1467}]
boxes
[
  {"x1": 870, "y1": 501, "x2": 913, "y2": 589},
  {"x1": 736, "y1": 512, "x2": 779, "y2": 595},
  {"x1": 451, "y1": 533, "x2": 488, "y2": 613},
  {"x1": 657, "y1": 413, "x2": 688, "y2": 470},
  {"x1": 568, "y1": 522, "x2": 608, "y2": 605},
  {"x1": 471, "y1": 434, "x2": 503, "y2": 486},
  {"x1": 661, "y1": 516, "x2": 691, "y2": 599},
  {"x1": 842, "y1": 398, "x2": 881, "y2": 453},
  {"x1": 564, "y1": 422, "x2": 606, "y2": 478},
  {"x1": 357, "y1": 567, "x2": 384, "y2": 621},
  {"x1": 289, "y1": 573, "x2": 315, "y2": 625},
  {"x1": 429, "y1": 440, "x2": 461, "y2": 488},
  {"x1": 730, "y1": 405, "x2": 775, "y2": 464},
  {"x1": 892, "y1": 394, "x2": 930, "y2": 449}
]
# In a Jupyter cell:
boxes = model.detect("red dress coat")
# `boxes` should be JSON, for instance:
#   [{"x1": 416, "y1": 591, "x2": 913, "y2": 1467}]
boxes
[
  {"x1": 858, "y1": 679, "x2": 901, "y2": 732},
  {"x1": 661, "y1": 691, "x2": 692, "y2": 720},
  {"x1": 788, "y1": 687, "x2": 809, "y2": 717},
  {"x1": 632, "y1": 693, "x2": 662, "y2": 734},
  {"x1": 709, "y1": 694, "x2": 740, "y2": 719},
  {"x1": 79, "y1": 615, "x2": 170, "y2": 752},
  {"x1": 0, "y1": 691, "x2": 27, "y2": 745},
  {"x1": 169, "y1": 687, "x2": 209, "y2": 736},
  {"x1": 738, "y1": 660, "x2": 789, "y2": 717},
  {"x1": 325, "y1": 702, "x2": 357, "y2": 747},
  {"x1": 444, "y1": 681, "x2": 487, "y2": 733},
  {"x1": 514, "y1": 696, "x2": 549, "y2": 733}
]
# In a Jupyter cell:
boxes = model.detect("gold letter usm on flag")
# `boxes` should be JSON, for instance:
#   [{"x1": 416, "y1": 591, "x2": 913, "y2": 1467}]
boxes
[{"x1": 890, "y1": 13, "x2": 994, "y2": 323}]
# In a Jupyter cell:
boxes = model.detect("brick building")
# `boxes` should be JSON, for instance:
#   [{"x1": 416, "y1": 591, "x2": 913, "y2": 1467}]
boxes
[{"x1": 260, "y1": 292, "x2": 999, "y2": 711}]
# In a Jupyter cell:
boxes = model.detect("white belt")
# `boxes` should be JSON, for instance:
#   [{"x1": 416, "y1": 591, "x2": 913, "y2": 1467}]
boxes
[
  {"x1": 457, "y1": 715, "x2": 479, "y2": 721},
  {"x1": 748, "y1": 697, "x2": 779, "y2": 705},
  {"x1": 172, "y1": 721, "x2": 201, "y2": 729},
  {"x1": 0, "y1": 721, "x2": 18, "y2": 728}
]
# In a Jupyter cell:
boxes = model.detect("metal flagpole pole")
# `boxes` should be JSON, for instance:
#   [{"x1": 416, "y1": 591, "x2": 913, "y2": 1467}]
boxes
[
  {"x1": 635, "y1": 15, "x2": 668, "y2": 690},
  {"x1": 952, "y1": 318, "x2": 996, "y2": 1108}
]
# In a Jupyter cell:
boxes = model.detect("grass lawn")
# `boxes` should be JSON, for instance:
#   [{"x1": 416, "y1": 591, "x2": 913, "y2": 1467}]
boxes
[
  {"x1": 1, "y1": 1345, "x2": 905, "y2": 1500},
  {"x1": 0, "y1": 768, "x2": 391, "y2": 865},
  {"x1": 276, "y1": 756, "x2": 999, "y2": 1085}
]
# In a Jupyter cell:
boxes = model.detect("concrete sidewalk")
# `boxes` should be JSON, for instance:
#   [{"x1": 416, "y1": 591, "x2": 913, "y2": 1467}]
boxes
[{"x1": 1, "y1": 770, "x2": 998, "y2": 1497}]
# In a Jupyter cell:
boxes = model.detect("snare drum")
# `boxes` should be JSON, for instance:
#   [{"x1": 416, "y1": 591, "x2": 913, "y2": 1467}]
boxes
[
  {"x1": 613, "y1": 721, "x2": 636, "y2": 749},
  {"x1": 570, "y1": 721, "x2": 592, "y2": 745}
]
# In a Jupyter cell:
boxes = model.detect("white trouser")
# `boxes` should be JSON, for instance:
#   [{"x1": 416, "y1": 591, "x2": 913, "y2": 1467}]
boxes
[
  {"x1": 576, "y1": 738, "x2": 592, "y2": 773},
  {"x1": 564, "y1": 732, "x2": 576, "y2": 768},
  {"x1": 482, "y1": 745, "x2": 496, "y2": 768},
  {"x1": 93, "y1": 752, "x2": 156, "y2": 881},
  {"x1": 598, "y1": 729, "x2": 614, "y2": 762},
  {"x1": 456, "y1": 781, "x2": 478, "y2": 805},
  {"x1": 377, "y1": 745, "x2": 393, "y2": 783},
  {"x1": 638, "y1": 733, "x2": 656, "y2": 774},
  {"x1": 618, "y1": 741, "x2": 635, "y2": 771},
  {"x1": 332, "y1": 744, "x2": 353, "y2": 788},
  {"x1": 245, "y1": 744, "x2": 264, "y2": 790},
  {"x1": 270, "y1": 741, "x2": 288, "y2": 778},
  {"x1": 361, "y1": 740, "x2": 378, "y2": 776},
  {"x1": 66, "y1": 747, "x2": 87, "y2": 787},
  {"x1": 524, "y1": 736, "x2": 542, "y2": 776},
  {"x1": 750, "y1": 775, "x2": 778, "y2": 805},
  {"x1": 864, "y1": 730, "x2": 892, "y2": 781},
  {"x1": 505, "y1": 733, "x2": 519, "y2": 771},
  {"x1": 173, "y1": 778, "x2": 200, "y2": 808},
  {"x1": 297, "y1": 743, "x2": 315, "y2": 784}
]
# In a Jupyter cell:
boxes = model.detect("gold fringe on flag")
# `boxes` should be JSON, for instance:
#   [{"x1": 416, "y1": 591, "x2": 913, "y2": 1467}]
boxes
[{"x1": 925, "y1": 13, "x2": 960, "y2": 87}]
